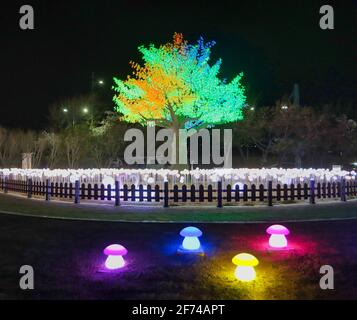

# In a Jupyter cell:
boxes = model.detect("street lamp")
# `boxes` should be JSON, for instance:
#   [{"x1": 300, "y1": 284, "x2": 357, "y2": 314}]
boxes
[
  {"x1": 91, "y1": 72, "x2": 105, "y2": 91},
  {"x1": 82, "y1": 107, "x2": 94, "y2": 126},
  {"x1": 63, "y1": 107, "x2": 75, "y2": 126}
]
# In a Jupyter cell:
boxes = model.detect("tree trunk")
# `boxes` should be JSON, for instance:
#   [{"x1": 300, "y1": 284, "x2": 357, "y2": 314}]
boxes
[
  {"x1": 238, "y1": 146, "x2": 246, "y2": 165},
  {"x1": 261, "y1": 150, "x2": 268, "y2": 164},
  {"x1": 170, "y1": 125, "x2": 188, "y2": 170},
  {"x1": 294, "y1": 154, "x2": 302, "y2": 168}
]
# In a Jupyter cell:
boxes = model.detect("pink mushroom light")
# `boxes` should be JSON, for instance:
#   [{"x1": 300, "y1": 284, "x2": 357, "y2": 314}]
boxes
[
  {"x1": 103, "y1": 244, "x2": 128, "y2": 269},
  {"x1": 266, "y1": 225, "x2": 290, "y2": 248}
]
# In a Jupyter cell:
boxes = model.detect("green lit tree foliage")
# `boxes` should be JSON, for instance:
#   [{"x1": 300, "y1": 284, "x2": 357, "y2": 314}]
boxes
[{"x1": 113, "y1": 33, "x2": 246, "y2": 131}]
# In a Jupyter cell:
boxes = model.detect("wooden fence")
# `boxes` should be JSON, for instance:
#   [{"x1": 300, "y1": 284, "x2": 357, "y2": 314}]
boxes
[{"x1": 0, "y1": 177, "x2": 356, "y2": 208}]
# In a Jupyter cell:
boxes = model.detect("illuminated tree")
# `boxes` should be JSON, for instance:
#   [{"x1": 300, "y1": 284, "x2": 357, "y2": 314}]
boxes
[{"x1": 113, "y1": 33, "x2": 246, "y2": 131}]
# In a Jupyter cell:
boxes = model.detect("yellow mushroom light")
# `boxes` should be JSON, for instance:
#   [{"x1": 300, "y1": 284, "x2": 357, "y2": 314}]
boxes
[{"x1": 232, "y1": 253, "x2": 259, "y2": 281}]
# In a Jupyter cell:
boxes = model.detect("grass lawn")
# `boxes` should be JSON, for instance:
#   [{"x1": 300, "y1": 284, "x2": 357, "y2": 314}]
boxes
[
  {"x1": 0, "y1": 213, "x2": 356, "y2": 299},
  {"x1": 1, "y1": 193, "x2": 357, "y2": 222}
]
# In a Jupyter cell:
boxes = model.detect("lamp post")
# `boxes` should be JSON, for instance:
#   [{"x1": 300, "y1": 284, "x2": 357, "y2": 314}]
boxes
[
  {"x1": 83, "y1": 107, "x2": 94, "y2": 127},
  {"x1": 63, "y1": 107, "x2": 75, "y2": 126}
]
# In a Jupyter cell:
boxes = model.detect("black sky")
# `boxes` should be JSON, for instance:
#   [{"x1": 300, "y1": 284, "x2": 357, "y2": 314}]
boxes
[{"x1": 1, "y1": 0, "x2": 356, "y2": 129}]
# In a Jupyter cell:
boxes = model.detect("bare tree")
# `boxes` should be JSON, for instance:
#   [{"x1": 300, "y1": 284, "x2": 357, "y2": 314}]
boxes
[
  {"x1": 44, "y1": 132, "x2": 60, "y2": 169},
  {"x1": 0, "y1": 127, "x2": 8, "y2": 167},
  {"x1": 32, "y1": 132, "x2": 48, "y2": 168},
  {"x1": 62, "y1": 125, "x2": 89, "y2": 168},
  {"x1": 90, "y1": 116, "x2": 128, "y2": 168}
]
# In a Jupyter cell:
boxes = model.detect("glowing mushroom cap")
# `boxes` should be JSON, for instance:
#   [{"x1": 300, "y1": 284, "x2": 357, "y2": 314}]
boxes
[
  {"x1": 180, "y1": 226, "x2": 202, "y2": 237},
  {"x1": 103, "y1": 244, "x2": 128, "y2": 256},
  {"x1": 232, "y1": 253, "x2": 259, "y2": 267},
  {"x1": 266, "y1": 224, "x2": 290, "y2": 235}
]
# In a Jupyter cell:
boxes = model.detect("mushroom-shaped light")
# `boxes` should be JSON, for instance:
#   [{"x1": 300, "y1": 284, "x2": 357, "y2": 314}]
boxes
[
  {"x1": 232, "y1": 253, "x2": 259, "y2": 281},
  {"x1": 103, "y1": 244, "x2": 127, "y2": 270},
  {"x1": 180, "y1": 226, "x2": 202, "y2": 250},
  {"x1": 266, "y1": 224, "x2": 290, "y2": 248}
]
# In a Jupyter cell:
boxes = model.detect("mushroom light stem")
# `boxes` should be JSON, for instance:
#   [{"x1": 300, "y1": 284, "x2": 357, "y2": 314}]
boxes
[
  {"x1": 182, "y1": 236, "x2": 201, "y2": 250},
  {"x1": 105, "y1": 255, "x2": 125, "y2": 269},
  {"x1": 269, "y1": 234, "x2": 287, "y2": 248},
  {"x1": 235, "y1": 266, "x2": 256, "y2": 281}
]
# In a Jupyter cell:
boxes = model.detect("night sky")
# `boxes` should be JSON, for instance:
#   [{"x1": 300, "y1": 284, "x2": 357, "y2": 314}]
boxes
[{"x1": 1, "y1": 0, "x2": 356, "y2": 129}]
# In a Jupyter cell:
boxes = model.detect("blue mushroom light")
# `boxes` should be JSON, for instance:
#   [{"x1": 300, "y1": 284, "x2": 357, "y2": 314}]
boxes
[{"x1": 180, "y1": 226, "x2": 203, "y2": 251}]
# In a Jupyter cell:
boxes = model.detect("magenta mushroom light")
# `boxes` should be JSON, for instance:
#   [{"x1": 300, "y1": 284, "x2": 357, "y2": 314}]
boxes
[
  {"x1": 103, "y1": 244, "x2": 128, "y2": 269},
  {"x1": 266, "y1": 225, "x2": 290, "y2": 248}
]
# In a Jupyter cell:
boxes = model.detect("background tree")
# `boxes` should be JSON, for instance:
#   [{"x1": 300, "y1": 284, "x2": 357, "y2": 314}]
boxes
[
  {"x1": 272, "y1": 105, "x2": 317, "y2": 167},
  {"x1": 61, "y1": 125, "x2": 89, "y2": 168},
  {"x1": 31, "y1": 132, "x2": 47, "y2": 168},
  {"x1": 233, "y1": 106, "x2": 276, "y2": 165},
  {"x1": 43, "y1": 131, "x2": 61, "y2": 168},
  {"x1": 331, "y1": 115, "x2": 357, "y2": 160},
  {"x1": 0, "y1": 128, "x2": 34, "y2": 167},
  {"x1": 90, "y1": 114, "x2": 129, "y2": 168},
  {"x1": 48, "y1": 94, "x2": 106, "y2": 130}
]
